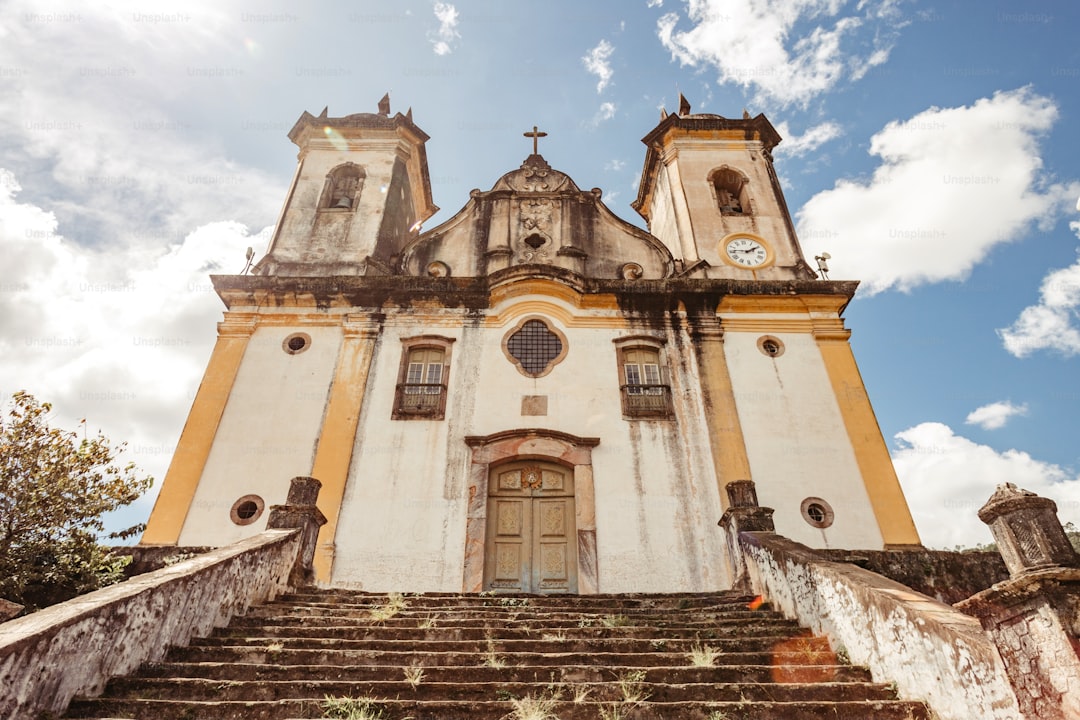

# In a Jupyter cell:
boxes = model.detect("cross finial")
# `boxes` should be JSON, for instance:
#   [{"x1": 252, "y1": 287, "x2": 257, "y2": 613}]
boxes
[{"x1": 523, "y1": 125, "x2": 547, "y2": 155}]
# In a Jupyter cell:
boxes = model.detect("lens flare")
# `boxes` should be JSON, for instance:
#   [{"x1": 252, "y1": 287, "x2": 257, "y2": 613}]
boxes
[{"x1": 323, "y1": 126, "x2": 348, "y2": 151}]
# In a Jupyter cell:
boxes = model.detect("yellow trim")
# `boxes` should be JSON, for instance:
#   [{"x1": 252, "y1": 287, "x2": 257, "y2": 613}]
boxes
[
  {"x1": 814, "y1": 328, "x2": 922, "y2": 546},
  {"x1": 720, "y1": 319, "x2": 815, "y2": 333},
  {"x1": 489, "y1": 278, "x2": 620, "y2": 311},
  {"x1": 718, "y1": 295, "x2": 849, "y2": 315},
  {"x1": 694, "y1": 322, "x2": 753, "y2": 510},
  {"x1": 309, "y1": 320, "x2": 381, "y2": 582},
  {"x1": 141, "y1": 313, "x2": 257, "y2": 545}
]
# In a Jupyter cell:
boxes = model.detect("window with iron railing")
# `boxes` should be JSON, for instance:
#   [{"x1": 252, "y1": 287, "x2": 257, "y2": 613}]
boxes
[
  {"x1": 394, "y1": 345, "x2": 449, "y2": 419},
  {"x1": 620, "y1": 347, "x2": 673, "y2": 418}
]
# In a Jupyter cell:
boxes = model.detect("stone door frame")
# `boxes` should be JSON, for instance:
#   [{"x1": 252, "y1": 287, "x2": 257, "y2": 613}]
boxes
[{"x1": 463, "y1": 429, "x2": 599, "y2": 594}]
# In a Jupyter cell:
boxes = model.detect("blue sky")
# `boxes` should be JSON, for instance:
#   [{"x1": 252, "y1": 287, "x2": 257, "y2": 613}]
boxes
[{"x1": 2, "y1": 0, "x2": 1079, "y2": 549}]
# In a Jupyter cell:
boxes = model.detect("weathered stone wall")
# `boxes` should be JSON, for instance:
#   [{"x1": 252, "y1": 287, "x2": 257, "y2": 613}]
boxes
[
  {"x1": 0, "y1": 529, "x2": 300, "y2": 720},
  {"x1": 111, "y1": 545, "x2": 213, "y2": 578},
  {"x1": 737, "y1": 531, "x2": 1020, "y2": 720},
  {"x1": 817, "y1": 548, "x2": 1009, "y2": 604}
]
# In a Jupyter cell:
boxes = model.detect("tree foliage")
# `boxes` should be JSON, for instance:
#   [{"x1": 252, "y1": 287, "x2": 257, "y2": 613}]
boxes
[{"x1": 0, "y1": 391, "x2": 152, "y2": 612}]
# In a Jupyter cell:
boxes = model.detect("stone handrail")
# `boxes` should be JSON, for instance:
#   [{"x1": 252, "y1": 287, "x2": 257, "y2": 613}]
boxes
[
  {"x1": 735, "y1": 530, "x2": 1020, "y2": 720},
  {"x1": 0, "y1": 528, "x2": 301, "y2": 720}
]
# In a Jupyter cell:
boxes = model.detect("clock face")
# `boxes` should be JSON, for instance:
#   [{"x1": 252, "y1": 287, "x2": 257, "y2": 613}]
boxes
[{"x1": 724, "y1": 236, "x2": 770, "y2": 267}]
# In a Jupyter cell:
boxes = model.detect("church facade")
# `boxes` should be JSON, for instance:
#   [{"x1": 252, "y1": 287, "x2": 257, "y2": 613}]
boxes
[{"x1": 141, "y1": 97, "x2": 922, "y2": 594}]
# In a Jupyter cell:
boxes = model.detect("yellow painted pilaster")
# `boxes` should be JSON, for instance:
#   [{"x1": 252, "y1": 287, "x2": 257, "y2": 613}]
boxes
[
  {"x1": 814, "y1": 327, "x2": 922, "y2": 547},
  {"x1": 693, "y1": 318, "x2": 753, "y2": 510},
  {"x1": 141, "y1": 313, "x2": 257, "y2": 544},
  {"x1": 309, "y1": 316, "x2": 382, "y2": 582}
]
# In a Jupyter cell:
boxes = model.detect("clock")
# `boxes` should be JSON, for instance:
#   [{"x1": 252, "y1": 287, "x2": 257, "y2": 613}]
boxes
[{"x1": 722, "y1": 235, "x2": 771, "y2": 268}]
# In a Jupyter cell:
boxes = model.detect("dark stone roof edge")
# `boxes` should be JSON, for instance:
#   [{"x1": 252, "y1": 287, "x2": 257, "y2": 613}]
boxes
[{"x1": 211, "y1": 272, "x2": 858, "y2": 307}]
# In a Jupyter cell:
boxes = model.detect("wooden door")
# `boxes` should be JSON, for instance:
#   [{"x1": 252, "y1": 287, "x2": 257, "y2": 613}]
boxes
[{"x1": 483, "y1": 462, "x2": 577, "y2": 594}]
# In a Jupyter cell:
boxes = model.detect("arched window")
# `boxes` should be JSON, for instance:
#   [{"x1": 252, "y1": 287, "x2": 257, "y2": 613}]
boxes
[
  {"x1": 710, "y1": 167, "x2": 751, "y2": 216},
  {"x1": 613, "y1": 337, "x2": 673, "y2": 418},
  {"x1": 320, "y1": 163, "x2": 365, "y2": 210},
  {"x1": 393, "y1": 336, "x2": 454, "y2": 419}
]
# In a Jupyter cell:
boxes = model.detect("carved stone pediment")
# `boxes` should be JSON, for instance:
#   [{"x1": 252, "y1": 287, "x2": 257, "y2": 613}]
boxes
[{"x1": 493, "y1": 155, "x2": 574, "y2": 193}]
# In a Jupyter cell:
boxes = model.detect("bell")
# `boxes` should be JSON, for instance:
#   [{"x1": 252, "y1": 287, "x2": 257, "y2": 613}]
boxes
[{"x1": 333, "y1": 195, "x2": 352, "y2": 209}]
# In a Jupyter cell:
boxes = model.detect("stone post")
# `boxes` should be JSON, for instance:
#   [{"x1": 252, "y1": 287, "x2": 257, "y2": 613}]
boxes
[
  {"x1": 267, "y1": 476, "x2": 328, "y2": 587},
  {"x1": 0, "y1": 598, "x2": 23, "y2": 623},
  {"x1": 957, "y1": 484, "x2": 1080, "y2": 720},
  {"x1": 718, "y1": 480, "x2": 775, "y2": 591}
]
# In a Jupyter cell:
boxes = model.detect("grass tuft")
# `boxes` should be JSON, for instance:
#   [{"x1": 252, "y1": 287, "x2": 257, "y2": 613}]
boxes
[
  {"x1": 368, "y1": 593, "x2": 407, "y2": 622},
  {"x1": 321, "y1": 696, "x2": 401, "y2": 720},
  {"x1": 688, "y1": 642, "x2": 720, "y2": 667},
  {"x1": 483, "y1": 639, "x2": 508, "y2": 669},
  {"x1": 504, "y1": 691, "x2": 561, "y2": 720},
  {"x1": 616, "y1": 669, "x2": 650, "y2": 704},
  {"x1": 403, "y1": 666, "x2": 424, "y2": 689}
]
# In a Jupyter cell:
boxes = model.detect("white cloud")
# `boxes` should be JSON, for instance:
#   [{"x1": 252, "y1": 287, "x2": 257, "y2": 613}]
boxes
[
  {"x1": 648, "y1": 0, "x2": 664, "y2": 7},
  {"x1": 999, "y1": 216, "x2": 1080, "y2": 356},
  {"x1": 657, "y1": 0, "x2": 902, "y2": 108},
  {"x1": 605, "y1": 159, "x2": 627, "y2": 172},
  {"x1": 796, "y1": 88, "x2": 1079, "y2": 294},
  {"x1": 774, "y1": 120, "x2": 842, "y2": 157},
  {"x1": 430, "y1": 2, "x2": 460, "y2": 55},
  {"x1": 583, "y1": 39, "x2": 615, "y2": 93},
  {"x1": 893, "y1": 422, "x2": 1080, "y2": 548},
  {"x1": 0, "y1": 167, "x2": 272, "y2": 522},
  {"x1": 0, "y1": 0, "x2": 280, "y2": 246},
  {"x1": 589, "y1": 102, "x2": 617, "y2": 126},
  {"x1": 965, "y1": 401, "x2": 1028, "y2": 430}
]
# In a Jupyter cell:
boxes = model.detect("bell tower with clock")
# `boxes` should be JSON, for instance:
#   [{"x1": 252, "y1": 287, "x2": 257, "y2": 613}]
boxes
[{"x1": 632, "y1": 97, "x2": 818, "y2": 281}]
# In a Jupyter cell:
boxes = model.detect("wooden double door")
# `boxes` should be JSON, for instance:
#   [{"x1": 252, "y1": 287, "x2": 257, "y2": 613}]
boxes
[{"x1": 483, "y1": 461, "x2": 578, "y2": 594}]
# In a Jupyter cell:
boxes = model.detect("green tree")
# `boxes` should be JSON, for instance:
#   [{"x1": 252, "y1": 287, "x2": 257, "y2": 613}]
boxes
[{"x1": 0, "y1": 391, "x2": 152, "y2": 612}]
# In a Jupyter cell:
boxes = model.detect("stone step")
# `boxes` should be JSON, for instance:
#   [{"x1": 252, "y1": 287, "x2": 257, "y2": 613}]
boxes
[
  {"x1": 66, "y1": 697, "x2": 933, "y2": 720},
  {"x1": 244, "y1": 605, "x2": 782, "y2": 623},
  {"x1": 132, "y1": 661, "x2": 875, "y2": 685},
  {"x1": 94, "y1": 677, "x2": 903, "y2": 704},
  {"x1": 168, "y1": 646, "x2": 838, "y2": 669},
  {"x1": 253, "y1": 607, "x2": 764, "y2": 622},
  {"x1": 186, "y1": 635, "x2": 823, "y2": 657},
  {"x1": 276, "y1": 590, "x2": 757, "y2": 609},
  {"x1": 223, "y1": 617, "x2": 807, "y2": 639},
  {"x1": 204, "y1": 626, "x2": 812, "y2": 647}
]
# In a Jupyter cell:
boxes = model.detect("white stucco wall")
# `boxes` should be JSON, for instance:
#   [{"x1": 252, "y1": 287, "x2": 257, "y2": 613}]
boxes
[
  {"x1": 724, "y1": 326, "x2": 885, "y2": 549},
  {"x1": 330, "y1": 305, "x2": 731, "y2": 593},
  {"x1": 178, "y1": 324, "x2": 341, "y2": 546}
]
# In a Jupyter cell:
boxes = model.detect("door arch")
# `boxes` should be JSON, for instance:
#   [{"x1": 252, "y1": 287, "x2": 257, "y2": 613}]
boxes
[
  {"x1": 484, "y1": 461, "x2": 577, "y2": 593},
  {"x1": 463, "y1": 429, "x2": 600, "y2": 594}
]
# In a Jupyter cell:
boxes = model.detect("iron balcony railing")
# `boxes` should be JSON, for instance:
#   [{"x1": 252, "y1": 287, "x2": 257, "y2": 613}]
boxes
[
  {"x1": 620, "y1": 384, "x2": 672, "y2": 415},
  {"x1": 395, "y1": 383, "x2": 446, "y2": 414}
]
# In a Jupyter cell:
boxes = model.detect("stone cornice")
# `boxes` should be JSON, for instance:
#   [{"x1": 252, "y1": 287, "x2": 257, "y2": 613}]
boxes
[{"x1": 212, "y1": 273, "x2": 858, "y2": 313}]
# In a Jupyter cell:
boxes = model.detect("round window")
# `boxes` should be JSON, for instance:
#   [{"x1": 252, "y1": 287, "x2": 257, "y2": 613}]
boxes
[
  {"x1": 283, "y1": 332, "x2": 311, "y2": 355},
  {"x1": 230, "y1": 494, "x2": 265, "y2": 526},
  {"x1": 757, "y1": 335, "x2": 785, "y2": 358},
  {"x1": 800, "y1": 497, "x2": 834, "y2": 529}
]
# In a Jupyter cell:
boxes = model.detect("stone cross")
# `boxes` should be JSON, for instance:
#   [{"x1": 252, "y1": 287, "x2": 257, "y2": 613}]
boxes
[{"x1": 523, "y1": 125, "x2": 547, "y2": 155}]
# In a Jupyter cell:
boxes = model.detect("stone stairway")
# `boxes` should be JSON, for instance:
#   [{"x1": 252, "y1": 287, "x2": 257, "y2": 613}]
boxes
[{"x1": 65, "y1": 590, "x2": 931, "y2": 720}]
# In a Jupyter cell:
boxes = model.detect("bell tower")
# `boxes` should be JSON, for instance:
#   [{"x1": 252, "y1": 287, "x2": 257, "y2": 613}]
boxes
[
  {"x1": 632, "y1": 96, "x2": 817, "y2": 280},
  {"x1": 255, "y1": 95, "x2": 438, "y2": 276}
]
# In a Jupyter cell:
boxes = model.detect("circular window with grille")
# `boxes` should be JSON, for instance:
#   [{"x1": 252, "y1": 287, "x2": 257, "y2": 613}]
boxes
[
  {"x1": 801, "y1": 497, "x2": 834, "y2": 529},
  {"x1": 757, "y1": 335, "x2": 785, "y2": 358},
  {"x1": 230, "y1": 495, "x2": 265, "y2": 525},
  {"x1": 502, "y1": 318, "x2": 568, "y2": 378},
  {"x1": 283, "y1": 332, "x2": 311, "y2": 355}
]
